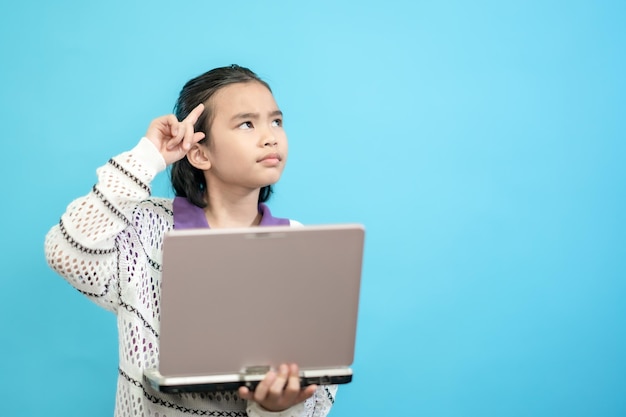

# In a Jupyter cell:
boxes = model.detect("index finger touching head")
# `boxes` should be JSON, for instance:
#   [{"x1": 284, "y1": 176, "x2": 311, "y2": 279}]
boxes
[{"x1": 184, "y1": 102, "x2": 205, "y2": 125}]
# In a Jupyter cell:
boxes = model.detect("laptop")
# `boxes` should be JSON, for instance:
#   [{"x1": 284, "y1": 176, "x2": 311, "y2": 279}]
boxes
[{"x1": 143, "y1": 223, "x2": 365, "y2": 393}]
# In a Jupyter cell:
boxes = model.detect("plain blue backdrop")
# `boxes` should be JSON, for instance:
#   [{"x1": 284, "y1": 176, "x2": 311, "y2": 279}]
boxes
[{"x1": 1, "y1": 0, "x2": 624, "y2": 416}]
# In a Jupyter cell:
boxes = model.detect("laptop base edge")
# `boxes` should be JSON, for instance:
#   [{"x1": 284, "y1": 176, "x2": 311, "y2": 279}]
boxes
[{"x1": 143, "y1": 368, "x2": 353, "y2": 393}]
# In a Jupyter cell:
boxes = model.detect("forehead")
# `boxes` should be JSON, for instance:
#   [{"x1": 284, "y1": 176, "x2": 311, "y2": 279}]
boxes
[{"x1": 210, "y1": 81, "x2": 278, "y2": 116}]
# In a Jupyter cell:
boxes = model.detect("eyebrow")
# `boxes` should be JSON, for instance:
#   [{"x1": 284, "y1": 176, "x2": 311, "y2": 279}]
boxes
[{"x1": 231, "y1": 110, "x2": 283, "y2": 121}]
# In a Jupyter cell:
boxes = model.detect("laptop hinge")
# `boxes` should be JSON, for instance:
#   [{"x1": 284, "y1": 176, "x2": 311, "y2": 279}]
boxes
[{"x1": 241, "y1": 365, "x2": 271, "y2": 375}]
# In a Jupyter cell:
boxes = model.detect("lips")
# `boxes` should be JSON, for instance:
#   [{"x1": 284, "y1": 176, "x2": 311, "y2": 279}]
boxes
[{"x1": 257, "y1": 153, "x2": 282, "y2": 162}]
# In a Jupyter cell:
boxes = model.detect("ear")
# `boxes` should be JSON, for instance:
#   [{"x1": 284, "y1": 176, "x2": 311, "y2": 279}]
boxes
[{"x1": 186, "y1": 143, "x2": 212, "y2": 170}]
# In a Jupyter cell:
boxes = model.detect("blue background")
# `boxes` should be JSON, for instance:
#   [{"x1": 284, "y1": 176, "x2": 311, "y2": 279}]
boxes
[{"x1": 1, "y1": 0, "x2": 624, "y2": 416}]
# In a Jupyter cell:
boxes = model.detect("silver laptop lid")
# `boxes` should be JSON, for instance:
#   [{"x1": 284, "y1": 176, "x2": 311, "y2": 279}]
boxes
[{"x1": 158, "y1": 224, "x2": 365, "y2": 378}]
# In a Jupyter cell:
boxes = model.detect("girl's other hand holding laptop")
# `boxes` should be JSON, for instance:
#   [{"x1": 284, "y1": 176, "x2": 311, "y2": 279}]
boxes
[{"x1": 238, "y1": 363, "x2": 317, "y2": 412}]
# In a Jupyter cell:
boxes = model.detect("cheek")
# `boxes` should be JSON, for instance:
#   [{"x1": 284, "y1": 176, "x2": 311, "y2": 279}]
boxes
[
  {"x1": 281, "y1": 142, "x2": 289, "y2": 167},
  {"x1": 209, "y1": 133, "x2": 241, "y2": 158}
]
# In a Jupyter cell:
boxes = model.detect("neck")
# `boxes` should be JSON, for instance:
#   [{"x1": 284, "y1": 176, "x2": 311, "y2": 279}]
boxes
[{"x1": 203, "y1": 187, "x2": 262, "y2": 229}]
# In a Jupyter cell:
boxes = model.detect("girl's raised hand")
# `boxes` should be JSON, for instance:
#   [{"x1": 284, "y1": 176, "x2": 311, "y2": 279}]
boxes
[
  {"x1": 238, "y1": 363, "x2": 317, "y2": 412},
  {"x1": 144, "y1": 103, "x2": 206, "y2": 166}
]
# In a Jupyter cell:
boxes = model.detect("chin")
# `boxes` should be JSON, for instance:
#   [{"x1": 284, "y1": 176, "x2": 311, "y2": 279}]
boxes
[
  {"x1": 261, "y1": 179, "x2": 280, "y2": 187},
  {"x1": 261, "y1": 174, "x2": 283, "y2": 186}
]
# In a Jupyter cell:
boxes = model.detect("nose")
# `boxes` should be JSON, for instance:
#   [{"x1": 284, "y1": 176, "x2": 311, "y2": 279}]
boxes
[
  {"x1": 264, "y1": 137, "x2": 277, "y2": 147},
  {"x1": 260, "y1": 127, "x2": 278, "y2": 147}
]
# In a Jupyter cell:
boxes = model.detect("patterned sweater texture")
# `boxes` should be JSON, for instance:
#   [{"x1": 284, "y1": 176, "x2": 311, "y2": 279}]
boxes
[{"x1": 44, "y1": 138, "x2": 337, "y2": 417}]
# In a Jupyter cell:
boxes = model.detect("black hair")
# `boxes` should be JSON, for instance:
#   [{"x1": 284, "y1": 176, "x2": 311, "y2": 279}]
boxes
[{"x1": 170, "y1": 64, "x2": 273, "y2": 208}]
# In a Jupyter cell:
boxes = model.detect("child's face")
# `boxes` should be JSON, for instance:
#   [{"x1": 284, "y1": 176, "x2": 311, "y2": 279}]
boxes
[{"x1": 203, "y1": 81, "x2": 288, "y2": 192}]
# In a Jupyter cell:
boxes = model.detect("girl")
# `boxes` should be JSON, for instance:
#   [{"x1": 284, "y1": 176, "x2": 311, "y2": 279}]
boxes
[{"x1": 44, "y1": 65, "x2": 337, "y2": 417}]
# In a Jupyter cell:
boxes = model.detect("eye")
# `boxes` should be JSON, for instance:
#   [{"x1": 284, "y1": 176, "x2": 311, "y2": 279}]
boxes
[
  {"x1": 238, "y1": 121, "x2": 253, "y2": 129},
  {"x1": 271, "y1": 118, "x2": 282, "y2": 127}
]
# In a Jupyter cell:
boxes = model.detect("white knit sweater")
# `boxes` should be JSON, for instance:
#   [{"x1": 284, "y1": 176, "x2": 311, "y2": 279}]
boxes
[{"x1": 44, "y1": 138, "x2": 336, "y2": 417}]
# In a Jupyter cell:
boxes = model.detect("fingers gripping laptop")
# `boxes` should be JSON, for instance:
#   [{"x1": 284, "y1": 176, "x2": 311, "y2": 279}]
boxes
[{"x1": 143, "y1": 224, "x2": 365, "y2": 393}]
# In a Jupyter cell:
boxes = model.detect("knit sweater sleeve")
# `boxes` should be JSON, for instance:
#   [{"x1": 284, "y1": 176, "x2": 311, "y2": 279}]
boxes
[{"x1": 44, "y1": 137, "x2": 166, "y2": 312}]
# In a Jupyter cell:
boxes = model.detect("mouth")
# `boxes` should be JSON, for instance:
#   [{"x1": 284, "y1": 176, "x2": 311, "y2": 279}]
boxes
[{"x1": 257, "y1": 153, "x2": 282, "y2": 163}]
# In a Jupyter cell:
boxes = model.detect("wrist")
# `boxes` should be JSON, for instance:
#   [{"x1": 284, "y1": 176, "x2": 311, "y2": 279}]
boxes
[
  {"x1": 246, "y1": 401, "x2": 305, "y2": 417},
  {"x1": 132, "y1": 137, "x2": 167, "y2": 175}
]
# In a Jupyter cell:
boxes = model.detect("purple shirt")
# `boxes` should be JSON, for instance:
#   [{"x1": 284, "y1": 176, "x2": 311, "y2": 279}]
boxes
[{"x1": 172, "y1": 196, "x2": 290, "y2": 230}]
